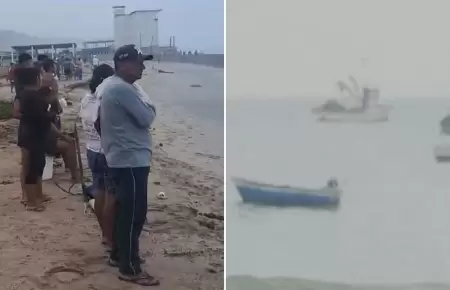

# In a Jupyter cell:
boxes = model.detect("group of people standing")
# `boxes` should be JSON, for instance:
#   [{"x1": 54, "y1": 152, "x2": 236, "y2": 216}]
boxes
[
  {"x1": 79, "y1": 44, "x2": 158, "y2": 286},
  {"x1": 11, "y1": 44, "x2": 157, "y2": 286},
  {"x1": 12, "y1": 52, "x2": 78, "y2": 211}
]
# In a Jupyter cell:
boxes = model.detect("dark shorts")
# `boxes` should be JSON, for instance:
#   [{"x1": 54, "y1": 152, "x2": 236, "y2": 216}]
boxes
[
  {"x1": 45, "y1": 131, "x2": 58, "y2": 156},
  {"x1": 87, "y1": 149, "x2": 108, "y2": 192}
]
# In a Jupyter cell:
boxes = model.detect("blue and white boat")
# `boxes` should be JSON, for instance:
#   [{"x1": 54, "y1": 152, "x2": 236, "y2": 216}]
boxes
[{"x1": 233, "y1": 178, "x2": 341, "y2": 207}]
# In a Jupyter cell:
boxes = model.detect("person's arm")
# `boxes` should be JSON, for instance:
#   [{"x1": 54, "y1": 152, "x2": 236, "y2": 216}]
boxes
[
  {"x1": 94, "y1": 110, "x2": 101, "y2": 136},
  {"x1": 12, "y1": 98, "x2": 21, "y2": 119},
  {"x1": 109, "y1": 84, "x2": 156, "y2": 129}
]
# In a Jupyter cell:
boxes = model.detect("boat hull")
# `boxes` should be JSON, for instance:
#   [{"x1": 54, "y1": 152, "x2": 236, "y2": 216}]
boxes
[
  {"x1": 318, "y1": 105, "x2": 390, "y2": 123},
  {"x1": 234, "y1": 179, "x2": 340, "y2": 207},
  {"x1": 434, "y1": 144, "x2": 450, "y2": 162}
]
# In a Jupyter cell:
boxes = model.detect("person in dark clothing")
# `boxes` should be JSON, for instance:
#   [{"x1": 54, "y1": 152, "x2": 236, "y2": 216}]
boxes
[
  {"x1": 13, "y1": 53, "x2": 33, "y2": 98},
  {"x1": 13, "y1": 53, "x2": 35, "y2": 204},
  {"x1": 15, "y1": 67, "x2": 72, "y2": 211},
  {"x1": 63, "y1": 58, "x2": 74, "y2": 80}
]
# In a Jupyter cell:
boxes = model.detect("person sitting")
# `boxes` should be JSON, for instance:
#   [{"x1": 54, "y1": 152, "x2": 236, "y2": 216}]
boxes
[{"x1": 41, "y1": 58, "x2": 79, "y2": 182}]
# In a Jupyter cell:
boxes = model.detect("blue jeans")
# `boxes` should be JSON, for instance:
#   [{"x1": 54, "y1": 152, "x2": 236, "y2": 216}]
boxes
[{"x1": 86, "y1": 149, "x2": 108, "y2": 194}]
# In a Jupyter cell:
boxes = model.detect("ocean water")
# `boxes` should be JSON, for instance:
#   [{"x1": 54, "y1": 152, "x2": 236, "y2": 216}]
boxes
[{"x1": 226, "y1": 98, "x2": 450, "y2": 289}]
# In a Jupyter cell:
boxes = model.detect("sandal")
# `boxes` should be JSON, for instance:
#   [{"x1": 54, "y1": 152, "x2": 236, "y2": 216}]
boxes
[
  {"x1": 107, "y1": 258, "x2": 119, "y2": 267},
  {"x1": 107, "y1": 257, "x2": 145, "y2": 268},
  {"x1": 26, "y1": 205, "x2": 45, "y2": 212},
  {"x1": 118, "y1": 272, "x2": 160, "y2": 286},
  {"x1": 42, "y1": 195, "x2": 52, "y2": 202}
]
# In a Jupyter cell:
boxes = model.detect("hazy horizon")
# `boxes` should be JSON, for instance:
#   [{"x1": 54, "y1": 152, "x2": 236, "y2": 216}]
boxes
[
  {"x1": 0, "y1": 0, "x2": 223, "y2": 53},
  {"x1": 227, "y1": 0, "x2": 450, "y2": 99}
]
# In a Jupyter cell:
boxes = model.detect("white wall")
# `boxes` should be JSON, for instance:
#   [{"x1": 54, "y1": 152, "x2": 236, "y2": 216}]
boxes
[
  {"x1": 130, "y1": 11, "x2": 159, "y2": 48},
  {"x1": 114, "y1": 9, "x2": 160, "y2": 49},
  {"x1": 114, "y1": 14, "x2": 132, "y2": 48}
]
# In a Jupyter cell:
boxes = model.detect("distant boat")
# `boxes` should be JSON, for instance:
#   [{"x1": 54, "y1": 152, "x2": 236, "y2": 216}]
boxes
[
  {"x1": 313, "y1": 75, "x2": 391, "y2": 123},
  {"x1": 318, "y1": 104, "x2": 391, "y2": 123},
  {"x1": 434, "y1": 144, "x2": 450, "y2": 162},
  {"x1": 233, "y1": 177, "x2": 341, "y2": 207},
  {"x1": 434, "y1": 121, "x2": 450, "y2": 162}
]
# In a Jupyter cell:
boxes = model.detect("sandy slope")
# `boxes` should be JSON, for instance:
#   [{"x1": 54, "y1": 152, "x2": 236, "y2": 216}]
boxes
[{"x1": 0, "y1": 65, "x2": 224, "y2": 290}]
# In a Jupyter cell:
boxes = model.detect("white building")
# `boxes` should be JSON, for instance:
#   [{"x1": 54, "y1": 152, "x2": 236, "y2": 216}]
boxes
[{"x1": 113, "y1": 6, "x2": 162, "y2": 49}]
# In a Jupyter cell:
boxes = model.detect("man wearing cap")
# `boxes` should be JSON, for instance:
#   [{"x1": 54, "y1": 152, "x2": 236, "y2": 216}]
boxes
[{"x1": 97, "y1": 44, "x2": 158, "y2": 286}]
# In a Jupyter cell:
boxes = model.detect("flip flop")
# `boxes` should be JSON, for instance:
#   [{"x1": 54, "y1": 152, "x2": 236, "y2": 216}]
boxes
[
  {"x1": 107, "y1": 258, "x2": 119, "y2": 267},
  {"x1": 26, "y1": 205, "x2": 45, "y2": 212},
  {"x1": 118, "y1": 272, "x2": 160, "y2": 287},
  {"x1": 42, "y1": 195, "x2": 52, "y2": 202},
  {"x1": 107, "y1": 258, "x2": 145, "y2": 268}
]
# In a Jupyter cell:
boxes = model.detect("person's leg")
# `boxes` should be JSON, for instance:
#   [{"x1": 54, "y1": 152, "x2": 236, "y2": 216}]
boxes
[
  {"x1": 111, "y1": 167, "x2": 157, "y2": 286},
  {"x1": 103, "y1": 171, "x2": 117, "y2": 248},
  {"x1": 56, "y1": 140, "x2": 79, "y2": 182},
  {"x1": 24, "y1": 149, "x2": 45, "y2": 211},
  {"x1": 111, "y1": 168, "x2": 143, "y2": 275},
  {"x1": 86, "y1": 150, "x2": 106, "y2": 238},
  {"x1": 129, "y1": 167, "x2": 150, "y2": 264},
  {"x1": 20, "y1": 148, "x2": 29, "y2": 205},
  {"x1": 35, "y1": 155, "x2": 48, "y2": 203},
  {"x1": 94, "y1": 190, "x2": 106, "y2": 235}
]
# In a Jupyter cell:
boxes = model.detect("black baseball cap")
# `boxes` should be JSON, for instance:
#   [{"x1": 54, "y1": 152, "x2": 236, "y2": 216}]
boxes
[{"x1": 113, "y1": 44, "x2": 153, "y2": 63}]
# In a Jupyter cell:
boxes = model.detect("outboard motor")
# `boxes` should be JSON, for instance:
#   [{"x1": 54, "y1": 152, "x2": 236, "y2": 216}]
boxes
[{"x1": 327, "y1": 178, "x2": 339, "y2": 189}]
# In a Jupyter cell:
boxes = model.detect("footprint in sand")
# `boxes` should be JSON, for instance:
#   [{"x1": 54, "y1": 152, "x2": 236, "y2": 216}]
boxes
[{"x1": 44, "y1": 266, "x2": 86, "y2": 284}]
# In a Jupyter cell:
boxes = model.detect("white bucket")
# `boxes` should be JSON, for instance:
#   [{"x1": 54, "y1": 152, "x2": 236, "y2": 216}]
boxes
[{"x1": 42, "y1": 156, "x2": 54, "y2": 181}]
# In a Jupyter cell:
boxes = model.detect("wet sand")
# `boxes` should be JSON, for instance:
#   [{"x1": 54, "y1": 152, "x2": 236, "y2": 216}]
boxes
[{"x1": 0, "y1": 63, "x2": 224, "y2": 290}]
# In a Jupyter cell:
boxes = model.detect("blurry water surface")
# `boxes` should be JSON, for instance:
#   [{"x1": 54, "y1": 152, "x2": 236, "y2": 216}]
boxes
[{"x1": 227, "y1": 98, "x2": 450, "y2": 288}]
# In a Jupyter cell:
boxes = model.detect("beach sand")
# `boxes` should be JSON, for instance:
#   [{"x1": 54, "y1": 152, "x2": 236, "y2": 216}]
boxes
[{"x1": 0, "y1": 63, "x2": 224, "y2": 289}]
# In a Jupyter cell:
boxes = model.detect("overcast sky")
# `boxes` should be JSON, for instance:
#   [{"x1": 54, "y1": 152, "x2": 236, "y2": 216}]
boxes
[
  {"x1": 0, "y1": 0, "x2": 223, "y2": 53},
  {"x1": 227, "y1": 0, "x2": 450, "y2": 99}
]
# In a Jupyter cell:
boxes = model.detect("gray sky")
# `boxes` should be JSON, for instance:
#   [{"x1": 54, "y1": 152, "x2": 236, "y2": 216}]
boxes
[
  {"x1": 0, "y1": 0, "x2": 223, "y2": 53},
  {"x1": 227, "y1": 0, "x2": 450, "y2": 99}
]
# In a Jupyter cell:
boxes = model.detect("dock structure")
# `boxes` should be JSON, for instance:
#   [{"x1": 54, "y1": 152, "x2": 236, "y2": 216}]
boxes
[
  {"x1": 83, "y1": 39, "x2": 114, "y2": 49},
  {"x1": 0, "y1": 51, "x2": 13, "y2": 66},
  {"x1": 80, "y1": 39, "x2": 114, "y2": 61},
  {"x1": 11, "y1": 42, "x2": 77, "y2": 61}
]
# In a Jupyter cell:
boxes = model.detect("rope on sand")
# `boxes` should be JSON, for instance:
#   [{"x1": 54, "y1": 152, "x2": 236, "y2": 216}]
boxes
[{"x1": 53, "y1": 181, "x2": 79, "y2": 195}]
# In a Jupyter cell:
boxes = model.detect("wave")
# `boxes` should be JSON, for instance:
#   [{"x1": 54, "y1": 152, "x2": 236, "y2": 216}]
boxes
[{"x1": 226, "y1": 275, "x2": 450, "y2": 290}]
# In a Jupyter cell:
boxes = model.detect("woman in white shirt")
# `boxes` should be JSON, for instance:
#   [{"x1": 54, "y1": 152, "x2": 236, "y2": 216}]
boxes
[{"x1": 79, "y1": 64, "x2": 115, "y2": 247}]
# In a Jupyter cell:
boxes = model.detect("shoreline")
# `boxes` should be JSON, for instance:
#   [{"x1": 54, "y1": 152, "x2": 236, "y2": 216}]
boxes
[{"x1": 0, "y1": 64, "x2": 224, "y2": 289}]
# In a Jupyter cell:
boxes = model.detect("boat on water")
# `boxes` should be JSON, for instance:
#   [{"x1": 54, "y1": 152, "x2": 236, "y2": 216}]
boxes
[
  {"x1": 233, "y1": 177, "x2": 341, "y2": 207},
  {"x1": 313, "y1": 76, "x2": 390, "y2": 123},
  {"x1": 434, "y1": 144, "x2": 450, "y2": 162},
  {"x1": 318, "y1": 104, "x2": 391, "y2": 123},
  {"x1": 434, "y1": 117, "x2": 450, "y2": 162}
]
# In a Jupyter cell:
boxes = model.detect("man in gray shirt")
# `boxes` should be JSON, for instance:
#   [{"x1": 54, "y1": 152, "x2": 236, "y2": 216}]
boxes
[{"x1": 98, "y1": 44, "x2": 158, "y2": 286}]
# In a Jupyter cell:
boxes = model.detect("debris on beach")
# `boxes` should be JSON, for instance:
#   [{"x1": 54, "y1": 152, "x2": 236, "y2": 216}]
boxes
[
  {"x1": 195, "y1": 152, "x2": 221, "y2": 160},
  {"x1": 158, "y1": 69, "x2": 174, "y2": 74},
  {"x1": 157, "y1": 191, "x2": 167, "y2": 200}
]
